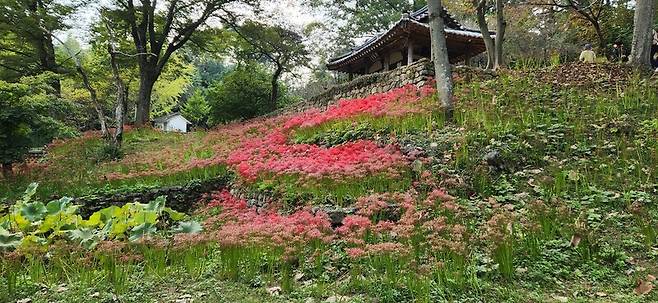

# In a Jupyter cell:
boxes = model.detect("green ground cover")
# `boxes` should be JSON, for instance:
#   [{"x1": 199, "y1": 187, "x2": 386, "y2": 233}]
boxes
[{"x1": 2, "y1": 66, "x2": 658, "y2": 302}]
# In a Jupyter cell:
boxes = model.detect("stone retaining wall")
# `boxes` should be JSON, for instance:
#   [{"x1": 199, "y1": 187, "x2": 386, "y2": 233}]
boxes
[
  {"x1": 73, "y1": 176, "x2": 230, "y2": 217},
  {"x1": 287, "y1": 59, "x2": 435, "y2": 113},
  {"x1": 269, "y1": 60, "x2": 497, "y2": 117}
]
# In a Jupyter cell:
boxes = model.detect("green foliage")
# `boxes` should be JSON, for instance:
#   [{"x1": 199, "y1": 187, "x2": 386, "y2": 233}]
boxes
[
  {"x1": 307, "y1": 0, "x2": 425, "y2": 51},
  {"x1": 151, "y1": 54, "x2": 196, "y2": 118},
  {"x1": 0, "y1": 73, "x2": 77, "y2": 166},
  {"x1": 0, "y1": 0, "x2": 74, "y2": 82},
  {"x1": 0, "y1": 184, "x2": 192, "y2": 250},
  {"x1": 182, "y1": 90, "x2": 211, "y2": 127},
  {"x1": 207, "y1": 64, "x2": 284, "y2": 124},
  {"x1": 173, "y1": 221, "x2": 204, "y2": 234},
  {"x1": 95, "y1": 142, "x2": 125, "y2": 163},
  {"x1": 231, "y1": 20, "x2": 309, "y2": 108}
]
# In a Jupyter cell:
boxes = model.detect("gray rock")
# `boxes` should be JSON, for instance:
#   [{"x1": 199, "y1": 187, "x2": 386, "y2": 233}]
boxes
[{"x1": 484, "y1": 150, "x2": 505, "y2": 170}]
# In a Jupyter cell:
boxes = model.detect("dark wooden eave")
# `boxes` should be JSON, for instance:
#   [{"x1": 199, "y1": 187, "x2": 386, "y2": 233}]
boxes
[{"x1": 327, "y1": 18, "x2": 489, "y2": 73}]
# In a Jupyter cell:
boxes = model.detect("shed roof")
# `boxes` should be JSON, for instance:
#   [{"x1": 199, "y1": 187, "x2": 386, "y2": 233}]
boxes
[{"x1": 153, "y1": 112, "x2": 191, "y2": 124}]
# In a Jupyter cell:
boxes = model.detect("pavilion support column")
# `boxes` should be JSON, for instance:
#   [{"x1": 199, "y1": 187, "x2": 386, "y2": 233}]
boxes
[
  {"x1": 407, "y1": 40, "x2": 414, "y2": 65},
  {"x1": 383, "y1": 54, "x2": 390, "y2": 71}
]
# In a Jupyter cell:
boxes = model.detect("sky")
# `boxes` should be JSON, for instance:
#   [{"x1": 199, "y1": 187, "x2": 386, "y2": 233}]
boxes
[
  {"x1": 61, "y1": 0, "x2": 322, "y2": 45},
  {"x1": 57, "y1": 0, "x2": 329, "y2": 84}
]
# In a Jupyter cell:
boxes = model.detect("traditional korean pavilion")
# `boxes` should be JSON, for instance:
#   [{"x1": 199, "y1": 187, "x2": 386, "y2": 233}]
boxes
[{"x1": 327, "y1": 6, "x2": 489, "y2": 76}]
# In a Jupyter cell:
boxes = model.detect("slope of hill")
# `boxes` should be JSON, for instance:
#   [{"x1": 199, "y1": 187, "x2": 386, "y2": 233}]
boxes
[{"x1": 2, "y1": 64, "x2": 658, "y2": 302}]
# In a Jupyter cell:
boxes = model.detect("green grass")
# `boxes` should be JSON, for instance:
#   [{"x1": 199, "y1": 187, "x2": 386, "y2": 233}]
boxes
[
  {"x1": 2, "y1": 67, "x2": 658, "y2": 302},
  {"x1": 1, "y1": 129, "x2": 230, "y2": 201}
]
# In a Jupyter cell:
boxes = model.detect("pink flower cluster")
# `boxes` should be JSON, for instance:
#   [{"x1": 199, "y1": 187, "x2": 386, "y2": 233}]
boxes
[
  {"x1": 202, "y1": 190, "x2": 334, "y2": 249},
  {"x1": 86, "y1": 83, "x2": 438, "y2": 183},
  {"x1": 283, "y1": 84, "x2": 436, "y2": 130},
  {"x1": 198, "y1": 187, "x2": 468, "y2": 260},
  {"x1": 338, "y1": 190, "x2": 469, "y2": 259},
  {"x1": 227, "y1": 133, "x2": 407, "y2": 181}
]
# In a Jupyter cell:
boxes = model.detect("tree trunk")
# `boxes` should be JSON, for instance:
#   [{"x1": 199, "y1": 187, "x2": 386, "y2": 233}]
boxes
[
  {"x1": 475, "y1": 0, "x2": 495, "y2": 69},
  {"x1": 29, "y1": 0, "x2": 61, "y2": 95},
  {"x1": 76, "y1": 65, "x2": 108, "y2": 136},
  {"x1": 136, "y1": 70, "x2": 156, "y2": 127},
  {"x1": 427, "y1": 0, "x2": 454, "y2": 119},
  {"x1": 593, "y1": 22, "x2": 606, "y2": 55},
  {"x1": 48, "y1": 32, "x2": 107, "y2": 136},
  {"x1": 271, "y1": 65, "x2": 284, "y2": 110},
  {"x1": 108, "y1": 42, "x2": 128, "y2": 148},
  {"x1": 494, "y1": 0, "x2": 506, "y2": 70},
  {"x1": 39, "y1": 34, "x2": 61, "y2": 94},
  {"x1": 629, "y1": 0, "x2": 657, "y2": 69}
]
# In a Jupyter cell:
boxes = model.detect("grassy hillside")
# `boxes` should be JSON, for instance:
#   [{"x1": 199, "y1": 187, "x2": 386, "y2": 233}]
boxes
[{"x1": 2, "y1": 64, "x2": 658, "y2": 302}]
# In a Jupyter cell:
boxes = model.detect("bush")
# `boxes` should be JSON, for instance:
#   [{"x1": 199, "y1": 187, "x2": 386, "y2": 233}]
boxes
[
  {"x1": 181, "y1": 90, "x2": 211, "y2": 128},
  {"x1": 95, "y1": 143, "x2": 124, "y2": 163},
  {"x1": 0, "y1": 73, "x2": 77, "y2": 173},
  {"x1": 207, "y1": 64, "x2": 286, "y2": 125}
]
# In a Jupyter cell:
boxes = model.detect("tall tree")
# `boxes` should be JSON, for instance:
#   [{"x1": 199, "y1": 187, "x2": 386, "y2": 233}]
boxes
[
  {"x1": 0, "y1": 0, "x2": 77, "y2": 93},
  {"x1": 427, "y1": 0, "x2": 454, "y2": 118},
  {"x1": 224, "y1": 19, "x2": 309, "y2": 108},
  {"x1": 529, "y1": 0, "x2": 610, "y2": 52},
  {"x1": 628, "y1": 0, "x2": 657, "y2": 69},
  {"x1": 51, "y1": 18, "x2": 131, "y2": 149},
  {"x1": 110, "y1": 0, "x2": 242, "y2": 126}
]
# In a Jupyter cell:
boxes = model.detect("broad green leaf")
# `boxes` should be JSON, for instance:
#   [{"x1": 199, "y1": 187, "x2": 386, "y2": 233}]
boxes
[
  {"x1": 110, "y1": 222, "x2": 128, "y2": 237},
  {"x1": 99, "y1": 206, "x2": 122, "y2": 221},
  {"x1": 164, "y1": 207, "x2": 186, "y2": 221},
  {"x1": 130, "y1": 211, "x2": 158, "y2": 226},
  {"x1": 173, "y1": 221, "x2": 203, "y2": 234},
  {"x1": 37, "y1": 215, "x2": 58, "y2": 233},
  {"x1": 19, "y1": 235, "x2": 47, "y2": 247},
  {"x1": 21, "y1": 183, "x2": 39, "y2": 203},
  {"x1": 0, "y1": 226, "x2": 21, "y2": 249},
  {"x1": 69, "y1": 228, "x2": 100, "y2": 249},
  {"x1": 83, "y1": 212, "x2": 103, "y2": 227},
  {"x1": 12, "y1": 213, "x2": 30, "y2": 230},
  {"x1": 146, "y1": 196, "x2": 166, "y2": 212},
  {"x1": 0, "y1": 217, "x2": 9, "y2": 230},
  {"x1": 46, "y1": 197, "x2": 73, "y2": 215},
  {"x1": 20, "y1": 202, "x2": 48, "y2": 222},
  {"x1": 129, "y1": 223, "x2": 157, "y2": 242},
  {"x1": 39, "y1": 211, "x2": 79, "y2": 234}
]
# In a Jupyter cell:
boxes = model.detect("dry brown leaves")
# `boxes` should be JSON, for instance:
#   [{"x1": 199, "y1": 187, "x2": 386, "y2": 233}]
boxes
[
  {"x1": 634, "y1": 274, "x2": 656, "y2": 295},
  {"x1": 525, "y1": 62, "x2": 634, "y2": 90}
]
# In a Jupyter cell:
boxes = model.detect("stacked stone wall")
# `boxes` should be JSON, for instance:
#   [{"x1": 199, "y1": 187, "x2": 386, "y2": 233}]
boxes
[
  {"x1": 269, "y1": 59, "x2": 496, "y2": 116},
  {"x1": 71, "y1": 176, "x2": 230, "y2": 217},
  {"x1": 286, "y1": 59, "x2": 434, "y2": 113}
]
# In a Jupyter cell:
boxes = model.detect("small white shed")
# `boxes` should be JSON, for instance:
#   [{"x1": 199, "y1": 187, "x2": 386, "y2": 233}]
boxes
[{"x1": 153, "y1": 112, "x2": 191, "y2": 132}]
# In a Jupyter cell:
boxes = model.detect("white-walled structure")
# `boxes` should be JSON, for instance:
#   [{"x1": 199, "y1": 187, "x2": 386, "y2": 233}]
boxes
[{"x1": 153, "y1": 113, "x2": 191, "y2": 132}]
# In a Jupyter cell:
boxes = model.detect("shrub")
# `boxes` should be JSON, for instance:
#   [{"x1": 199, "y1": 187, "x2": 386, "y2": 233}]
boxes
[
  {"x1": 181, "y1": 89, "x2": 211, "y2": 128},
  {"x1": 0, "y1": 73, "x2": 77, "y2": 175},
  {"x1": 207, "y1": 64, "x2": 285, "y2": 125}
]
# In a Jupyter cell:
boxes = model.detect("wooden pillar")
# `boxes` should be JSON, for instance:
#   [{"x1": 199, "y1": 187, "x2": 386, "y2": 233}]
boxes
[
  {"x1": 407, "y1": 40, "x2": 414, "y2": 65},
  {"x1": 383, "y1": 53, "x2": 390, "y2": 71},
  {"x1": 464, "y1": 53, "x2": 471, "y2": 66}
]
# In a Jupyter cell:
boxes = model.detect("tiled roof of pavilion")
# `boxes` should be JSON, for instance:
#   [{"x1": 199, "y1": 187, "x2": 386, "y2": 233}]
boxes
[{"x1": 327, "y1": 6, "x2": 489, "y2": 70}]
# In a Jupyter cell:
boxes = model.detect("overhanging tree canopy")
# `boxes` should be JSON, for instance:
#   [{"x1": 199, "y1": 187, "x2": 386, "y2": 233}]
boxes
[{"x1": 109, "y1": 0, "x2": 246, "y2": 126}]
